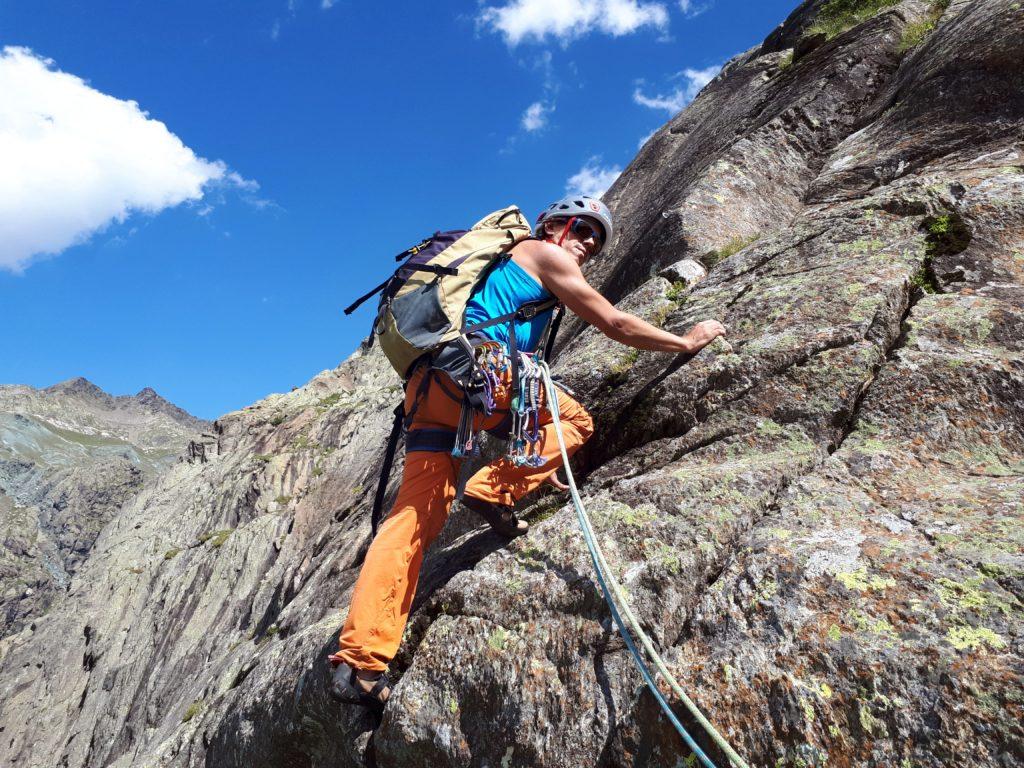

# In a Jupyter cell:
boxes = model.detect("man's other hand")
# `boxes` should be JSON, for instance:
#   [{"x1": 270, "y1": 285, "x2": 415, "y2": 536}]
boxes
[{"x1": 685, "y1": 320, "x2": 727, "y2": 352}]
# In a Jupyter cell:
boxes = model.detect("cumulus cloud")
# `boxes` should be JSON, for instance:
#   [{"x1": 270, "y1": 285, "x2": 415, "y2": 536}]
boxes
[
  {"x1": 0, "y1": 46, "x2": 240, "y2": 272},
  {"x1": 479, "y1": 0, "x2": 670, "y2": 46},
  {"x1": 633, "y1": 63, "x2": 721, "y2": 113},
  {"x1": 521, "y1": 101, "x2": 553, "y2": 132},
  {"x1": 566, "y1": 157, "x2": 621, "y2": 198}
]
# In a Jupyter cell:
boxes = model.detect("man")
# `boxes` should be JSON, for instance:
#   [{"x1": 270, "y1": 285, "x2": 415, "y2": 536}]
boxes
[{"x1": 329, "y1": 195, "x2": 727, "y2": 710}]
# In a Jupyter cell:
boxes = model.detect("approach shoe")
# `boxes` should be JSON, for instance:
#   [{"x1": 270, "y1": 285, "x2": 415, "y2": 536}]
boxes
[
  {"x1": 328, "y1": 662, "x2": 390, "y2": 715},
  {"x1": 461, "y1": 495, "x2": 529, "y2": 538}
]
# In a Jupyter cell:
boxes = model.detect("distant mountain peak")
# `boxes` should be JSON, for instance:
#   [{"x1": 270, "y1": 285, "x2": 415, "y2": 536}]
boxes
[
  {"x1": 45, "y1": 377, "x2": 108, "y2": 400},
  {"x1": 134, "y1": 386, "x2": 164, "y2": 402}
]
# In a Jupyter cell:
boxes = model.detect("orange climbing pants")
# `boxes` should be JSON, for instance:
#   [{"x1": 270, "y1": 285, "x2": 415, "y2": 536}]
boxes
[{"x1": 332, "y1": 361, "x2": 594, "y2": 672}]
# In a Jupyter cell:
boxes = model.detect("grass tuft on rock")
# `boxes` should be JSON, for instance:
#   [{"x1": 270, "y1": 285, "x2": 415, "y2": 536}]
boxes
[
  {"x1": 182, "y1": 699, "x2": 204, "y2": 723},
  {"x1": 807, "y1": 0, "x2": 901, "y2": 40},
  {"x1": 702, "y1": 233, "x2": 760, "y2": 269},
  {"x1": 199, "y1": 529, "x2": 234, "y2": 548},
  {"x1": 898, "y1": 0, "x2": 951, "y2": 52},
  {"x1": 912, "y1": 212, "x2": 971, "y2": 294}
]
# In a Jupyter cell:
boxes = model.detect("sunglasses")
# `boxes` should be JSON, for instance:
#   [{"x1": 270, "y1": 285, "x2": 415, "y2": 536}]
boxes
[{"x1": 570, "y1": 218, "x2": 604, "y2": 245}]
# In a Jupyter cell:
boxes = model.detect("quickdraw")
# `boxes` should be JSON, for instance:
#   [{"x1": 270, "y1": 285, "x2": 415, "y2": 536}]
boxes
[
  {"x1": 450, "y1": 342, "x2": 548, "y2": 467},
  {"x1": 452, "y1": 340, "x2": 508, "y2": 459},
  {"x1": 507, "y1": 351, "x2": 546, "y2": 467}
]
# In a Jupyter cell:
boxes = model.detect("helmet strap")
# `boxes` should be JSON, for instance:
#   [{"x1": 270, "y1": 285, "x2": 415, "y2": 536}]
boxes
[{"x1": 554, "y1": 216, "x2": 576, "y2": 248}]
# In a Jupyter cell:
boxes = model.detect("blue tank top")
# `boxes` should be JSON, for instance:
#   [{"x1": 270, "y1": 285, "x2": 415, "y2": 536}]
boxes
[{"x1": 464, "y1": 257, "x2": 554, "y2": 353}]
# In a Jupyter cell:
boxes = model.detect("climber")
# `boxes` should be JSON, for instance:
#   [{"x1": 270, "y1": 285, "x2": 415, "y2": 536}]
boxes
[{"x1": 328, "y1": 195, "x2": 727, "y2": 712}]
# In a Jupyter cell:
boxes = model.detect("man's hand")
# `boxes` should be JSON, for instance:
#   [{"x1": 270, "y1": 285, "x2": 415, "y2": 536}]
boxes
[{"x1": 684, "y1": 320, "x2": 727, "y2": 353}]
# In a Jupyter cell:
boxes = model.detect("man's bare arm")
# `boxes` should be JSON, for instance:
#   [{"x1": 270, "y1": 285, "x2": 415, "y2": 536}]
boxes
[{"x1": 527, "y1": 242, "x2": 725, "y2": 354}]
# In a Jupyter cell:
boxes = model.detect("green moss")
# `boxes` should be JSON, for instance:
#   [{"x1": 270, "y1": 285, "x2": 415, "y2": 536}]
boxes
[
  {"x1": 270, "y1": 413, "x2": 287, "y2": 426},
  {"x1": 163, "y1": 547, "x2": 182, "y2": 560},
  {"x1": 653, "y1": 542, "x2": 684, "y2": 574},
  {"x1": 702, "y1": 233, "x2": 760, "y2": 269},
  {"x1": 947, "y1": 626, "x2": 1007, "y2": 652},
  {"x1": 199, "y1": 529, "x2": 234, "y2": 548},
  {"x1": 487, "y1": 626, "x2": 509, "y2": 652},
  {"x1": 318, "y1": 393, "x2": 342, "y2": 408},
  {"x1": 274, "y1": 495, "x2": 292, "y2": 505},
  {"x1": 909, "y1": 265, "x2": 940, "y2": 294},
  {"x1": 778, "y1": 50, "x2": 794, "y2": 71},
  {"x1": 898, "y1": 0, "x2": 950, "y2": 51},
  {"x1": 182, "y1": 699, "x2": 204, "y2": 723},
  {"x1": 604, "y1": 348, "x2": 640, "y2": 387},
  {"x1": 312, "y1": 464, "x2": 325, "y2": 477},
  {"x1": 448, "y1": 696, "x2": 459, "y2": 714},
  {"x1": 807, "y1": 0, "x2": 901, "y2": 40},
  {"x1": 858, "y1": 702, "x2": 884, "y2": 735},
  {"x1": 913, "y1": 213, "x2": 971, "y2": 293},
  {"x1": 253, "y1": 454, "x2": 273, "y2": 463}
]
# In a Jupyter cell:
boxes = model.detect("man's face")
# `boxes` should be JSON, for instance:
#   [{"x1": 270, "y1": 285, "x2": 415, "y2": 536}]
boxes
[{"x1": 549, "y1": 217, "x2": 603, "y2": 265}]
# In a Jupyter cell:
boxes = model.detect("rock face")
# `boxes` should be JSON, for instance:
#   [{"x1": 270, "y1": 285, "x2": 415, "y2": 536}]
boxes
[
  {"x1": 0, "y1": 1, "x2": 1021, "y2": 767},
  {"x1": 0, "y1": 379, "x2": 210, "y2": 636}
]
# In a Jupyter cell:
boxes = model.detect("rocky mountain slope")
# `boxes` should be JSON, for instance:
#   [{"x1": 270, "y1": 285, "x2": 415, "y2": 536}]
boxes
[
  {"x1": 0, "y1": 1, "x2": 1021, "y2": 766},
  {"x1": 0, "y1": 378, "x2": 209, "y2": 636}
]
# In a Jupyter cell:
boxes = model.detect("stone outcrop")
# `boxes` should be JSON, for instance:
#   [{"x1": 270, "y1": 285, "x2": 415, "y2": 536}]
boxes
[
  {"x1": 0, "y1": 379, "x2": 209, "y2": 636},
  {"x1": 0, "y1": 1, "x2": 1020, "y2": 766}
]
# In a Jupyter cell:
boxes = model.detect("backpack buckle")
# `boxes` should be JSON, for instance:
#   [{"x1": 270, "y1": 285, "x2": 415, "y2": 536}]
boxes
[{"x1": 518, "y1": 304, "x2": 538, "y2": 320}]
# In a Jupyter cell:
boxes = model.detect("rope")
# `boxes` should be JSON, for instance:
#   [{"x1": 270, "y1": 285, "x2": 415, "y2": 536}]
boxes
[{"x1": 538, "y1": 360, "x2": 750, "y2": 768}]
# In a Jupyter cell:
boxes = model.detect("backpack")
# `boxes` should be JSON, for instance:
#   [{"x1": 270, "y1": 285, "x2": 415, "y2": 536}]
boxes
[{"x1": 344, "y1": 205, "x2": 552, "y2": 381}]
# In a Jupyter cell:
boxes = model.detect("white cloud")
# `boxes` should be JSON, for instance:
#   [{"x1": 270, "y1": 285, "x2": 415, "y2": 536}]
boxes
[
  {"x1": 677, "y1": 0, "x2": 709, "y2": 16},
  {"x1": 633, "y1": 63, "x2": 721, "y2": 113},
  {"x1": 566, "y1": 157, "x2": 621, "y2": 198},
  {"x1": 479, "y1": 0, "x2": 669, "y2": 46},
  {"x1": 521, "y1": 101, "x2": 553, "y2": 132},
  {"x1": 321, "y1": 0, "x2": 337, "y2": 8},
  {"x1": 0, "y1": 46, "x2": 241, "y2": 272}
]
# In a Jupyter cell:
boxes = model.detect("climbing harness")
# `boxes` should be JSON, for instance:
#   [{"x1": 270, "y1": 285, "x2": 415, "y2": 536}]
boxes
[{"x1": 537, "y1": 360, "x2": 750, "y2": 768}]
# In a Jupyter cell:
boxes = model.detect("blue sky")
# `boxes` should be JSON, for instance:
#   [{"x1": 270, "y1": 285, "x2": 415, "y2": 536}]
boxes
[{"x1": 0, "y1": 0, "x2": 795, "y2": 420}]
